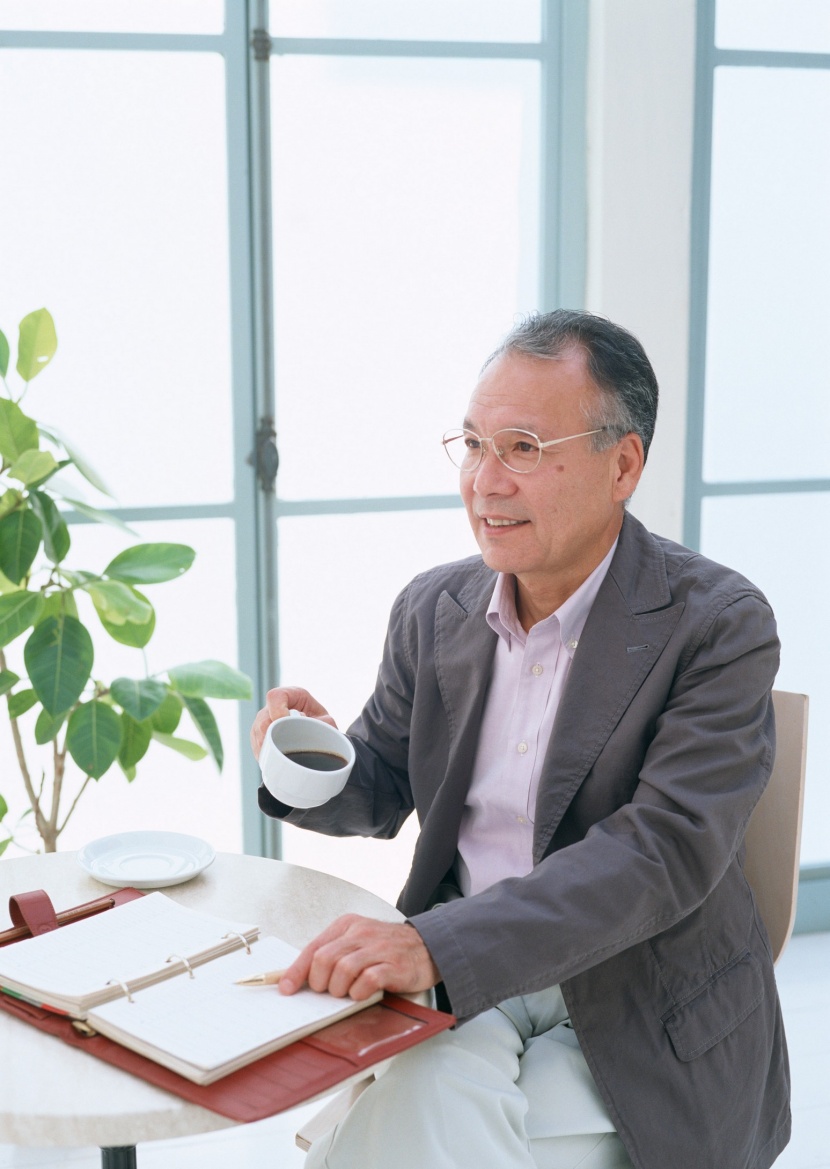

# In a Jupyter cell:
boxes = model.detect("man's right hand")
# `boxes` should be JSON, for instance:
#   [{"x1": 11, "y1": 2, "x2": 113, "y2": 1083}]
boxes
[{"x1": 249, "y1": 687, "x2": 336, "y2": 760}]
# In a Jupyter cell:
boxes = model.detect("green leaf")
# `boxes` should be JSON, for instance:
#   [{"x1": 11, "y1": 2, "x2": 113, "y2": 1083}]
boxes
[
  {"x1": 38, "y1": 426, "x2": 113, "y2": 498},
  {"x1": 0, "y1": 329, "x2": 9, "y2": 378},
  {"x1": 110, "y1": 676, "x2": 167, "y2": 722},
  {"x1": 53, "y1": 494, "x2": 136, "y2": 536},
  {"x1": 120, "y1": 763, "x2": 137, "y2": 781},
  {"x1": 0, "y1": 794, "x2": 7, "y2": 822},
  {"x1": 84, "y1": 579, "x2": 153, "y2": 626},
  {"x1": 29, "y1": 491, "x2": 70, "y2": 564},
  {"x1": 0, "y1": 838, "x2": 10, "y2": 857},
  {"x1": 104, "y1": 543, "x2": 195, "y2": 585},
  {"x1": 16, "y1": 308, "x2": 57, "y2": 382},
  {"x1": 118, "y1": 711, "x2": 152, "y2": 769},
  {"x1": 168, "y1": 660, "x2": 252, "y2": 701},
  {"x1": 7, "y1": 450, "x2": 58, "y2": 487},
  {"x1": 0, "y1": 490, "x2": 24, "y2": 522},
  {"x1": 152, "y1": 731, "x2": 208, "y2": 761},
  {"x1": 0, "y1": 669, "x2": 20, "y2": 696},
  {"x1": 97, "y1": 588, "x2": 155, "y2": 648},
  {"x1": 24, "y1": 613, "x2": 94, "y2": 715},
  {"x1": 37, "y1": 590, "x2": 78, "y2": 624},
  {"x1": 35, "y1": 707, "x2": 66, "y2": 745},
  {"x1": 66, "y1": 700, "x2": 122, "y2": 779},
  {"x1": 0, "y1": 507, "x2": 42, "y2": 584},
  {"x1": 182, "y1": 695, "x2": 223, "y2": 770},
  {"x1": 8, "y1": 687, "x2": 37, "y2": 719},
  {"x1": 150, "y1": 689, "x2": 182, "y2": 734},
  {"x1": 0, "y1": 570, "x2": 20, "y2": 595},
  {"x1": 0, "y1": 399, "x2": 39, "y2": 464},
  {"x1": 0, "y1": 590, "x2": 44, "y2": 647}
]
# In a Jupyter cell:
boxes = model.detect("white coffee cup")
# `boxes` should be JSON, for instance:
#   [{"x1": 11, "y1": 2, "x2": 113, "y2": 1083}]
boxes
[{"x1": 258, "y1": 711, "x2": 355, "y2": 809}]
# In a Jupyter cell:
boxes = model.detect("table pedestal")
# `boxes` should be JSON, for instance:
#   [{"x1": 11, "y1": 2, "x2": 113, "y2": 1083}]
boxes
[{"x1": 101, "y1": 1147, "x2": 137, "y2": 1169}]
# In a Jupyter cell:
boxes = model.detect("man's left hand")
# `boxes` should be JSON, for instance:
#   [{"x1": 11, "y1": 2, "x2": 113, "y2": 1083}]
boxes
[{"x1": 278, "y1": 914, "x2": 440, "y2": 1001}]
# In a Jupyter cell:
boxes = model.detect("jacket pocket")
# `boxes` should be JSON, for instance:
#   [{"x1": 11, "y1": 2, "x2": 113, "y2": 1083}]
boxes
[{"x1": 662, "y1": 950, "x2": 764, "y2": 1062}]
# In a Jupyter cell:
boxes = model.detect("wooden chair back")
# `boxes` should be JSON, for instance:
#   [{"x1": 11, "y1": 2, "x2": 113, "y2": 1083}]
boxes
[{"x1": 743, "y1": 690, "x2": 808, "y2": 964}]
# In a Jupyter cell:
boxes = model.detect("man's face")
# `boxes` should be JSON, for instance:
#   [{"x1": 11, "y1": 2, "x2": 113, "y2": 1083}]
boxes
[{"x1": 459, "y1": 347, "x2": 644, "y2": 619}]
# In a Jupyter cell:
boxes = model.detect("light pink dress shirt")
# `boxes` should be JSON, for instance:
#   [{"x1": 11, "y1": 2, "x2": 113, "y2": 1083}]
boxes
[{"x1": 455, "y1": 541, "x2": 618, "y2": 897}]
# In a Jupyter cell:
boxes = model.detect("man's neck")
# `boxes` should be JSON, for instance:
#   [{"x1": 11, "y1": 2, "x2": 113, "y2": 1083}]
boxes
[{"x1": 514, "y1": 533, "x2": 622, "y2": 632}]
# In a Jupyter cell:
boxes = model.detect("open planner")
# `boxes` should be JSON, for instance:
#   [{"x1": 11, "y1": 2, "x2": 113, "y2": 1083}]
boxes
[{"x1": 0, "y1": 891, "x2": 382, "y2": 1085}]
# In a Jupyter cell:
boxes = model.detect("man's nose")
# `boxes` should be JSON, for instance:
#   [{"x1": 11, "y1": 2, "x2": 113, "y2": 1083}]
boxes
[{"x1": 471, "y1": 442, "x2": 516, "y2": 494}]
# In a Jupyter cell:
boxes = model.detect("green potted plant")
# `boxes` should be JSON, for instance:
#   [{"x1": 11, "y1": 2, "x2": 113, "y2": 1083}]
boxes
[{"x1": 0, "y1": 308, "x2": 251, "y2": 853}]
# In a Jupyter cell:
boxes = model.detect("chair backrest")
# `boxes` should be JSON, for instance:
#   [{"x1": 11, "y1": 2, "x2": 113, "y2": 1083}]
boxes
[{"x1": 743, "y1": 690, "x2": 808, "y2": 965}]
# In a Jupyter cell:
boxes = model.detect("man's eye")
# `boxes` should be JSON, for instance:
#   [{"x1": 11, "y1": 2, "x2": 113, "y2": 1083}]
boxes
[
  {"x1": 513, "y1": 440, "x2": 538, "y2": 454},
  {"x1": 464, "y1": 436, "x2": 482, "y2": 451}
]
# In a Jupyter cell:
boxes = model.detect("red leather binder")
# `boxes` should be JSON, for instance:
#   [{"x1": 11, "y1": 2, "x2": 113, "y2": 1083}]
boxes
[{"x1": 0, "y1": 888, "x2": 455, "y2": 1122}]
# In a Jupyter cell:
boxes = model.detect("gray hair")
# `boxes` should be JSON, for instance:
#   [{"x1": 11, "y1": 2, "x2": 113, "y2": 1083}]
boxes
[{"x1": 483, "y1": 309, "x2": 659, "y2": 461}]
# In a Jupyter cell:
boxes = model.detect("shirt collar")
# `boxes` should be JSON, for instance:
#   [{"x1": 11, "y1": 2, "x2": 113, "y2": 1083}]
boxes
[{"x1": 486, "y1": 538, "x2": 618, "y2": 654}]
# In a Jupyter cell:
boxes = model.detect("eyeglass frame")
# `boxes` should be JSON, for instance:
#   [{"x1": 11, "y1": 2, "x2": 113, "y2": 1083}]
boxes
[{"x1": 441, "y1": 426, "x2": 609, "y2": 474}]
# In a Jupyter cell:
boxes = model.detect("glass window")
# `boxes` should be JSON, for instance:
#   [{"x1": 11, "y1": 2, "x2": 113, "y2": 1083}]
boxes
[
  {"x1": 271, "y1": 0, "x2": 541, "y2": 43},
  {"x1": 272, "y1": 55, "x2": 540, "y2": 501},
  {"x1": 0, "y1": 1, "x2": 223, "y2": 34},
  {"x1": 716, "y1": 0, "x2": 830, "y2": 53},
  {"x1": 703, "y1": 67, "x2": 830, "y2": 484},
  {"x1": 0, "y1": 50, "x2": 233, "y2": 508},
  {"x1": 700, "y1": 494, "x2": 829, "y2": 865},
  {"x1": 278, "y1": 509, "x2": 478, "y2": 727}
]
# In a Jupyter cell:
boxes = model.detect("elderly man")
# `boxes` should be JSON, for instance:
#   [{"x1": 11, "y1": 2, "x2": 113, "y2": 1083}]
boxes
[{"x1": 253, "y1": 310, "x2": 789, "y2": 1169}]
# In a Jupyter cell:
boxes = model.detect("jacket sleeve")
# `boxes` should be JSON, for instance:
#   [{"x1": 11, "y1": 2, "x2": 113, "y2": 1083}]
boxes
[{"x1": 409, "y1": 590, "x2": 780, "y2": 1022}]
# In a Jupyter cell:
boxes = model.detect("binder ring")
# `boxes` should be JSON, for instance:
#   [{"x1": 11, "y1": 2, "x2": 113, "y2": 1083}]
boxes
[
  {"x1": 166, "y1": 953, "x2": 195, "y2": 978},
  {"x1": 106, "y1": 978, "x2": 134, "y2": 1003},
  {"x1": 223, "y1": 931, "x2": 252, "y2": 955}
]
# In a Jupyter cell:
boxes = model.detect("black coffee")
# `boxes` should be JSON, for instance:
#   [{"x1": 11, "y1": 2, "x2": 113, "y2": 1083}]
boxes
[{"x1": 284, "y1": 749, "x2": 347, "y2": 772}]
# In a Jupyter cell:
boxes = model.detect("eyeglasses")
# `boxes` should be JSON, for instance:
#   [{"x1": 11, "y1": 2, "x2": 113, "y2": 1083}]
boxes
[{"x1": 441, "y1": 427, "x2": 607, "y2": 474}]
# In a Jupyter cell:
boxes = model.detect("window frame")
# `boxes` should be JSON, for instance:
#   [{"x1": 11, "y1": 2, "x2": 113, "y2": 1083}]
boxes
[{"x1": 686, "y1": 0, "x2": 830, "y2": 929}]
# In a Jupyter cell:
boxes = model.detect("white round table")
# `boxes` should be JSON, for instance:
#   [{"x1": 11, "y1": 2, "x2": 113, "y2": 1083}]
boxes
[{"x1": 0, "y1": 851, "x2": 403, "y2": 1163}]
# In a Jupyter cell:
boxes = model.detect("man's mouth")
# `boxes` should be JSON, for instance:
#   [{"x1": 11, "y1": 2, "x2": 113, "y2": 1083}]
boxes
[{"x1": 483, "y1": 518, "x2": 527, "y2": 527}]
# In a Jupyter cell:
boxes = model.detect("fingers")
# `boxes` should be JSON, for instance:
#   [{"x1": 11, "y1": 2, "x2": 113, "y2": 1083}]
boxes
[
  {"x1": 249, "y1": 687, "x2": 336, "y2": 759},
  {"x1": 279, "y1": 915, "x2": 440, "y2": 1002}
]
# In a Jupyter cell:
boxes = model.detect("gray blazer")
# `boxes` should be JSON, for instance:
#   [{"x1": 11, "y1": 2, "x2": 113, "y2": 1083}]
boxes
[{"x1": 259, "y1": 513, "x2": 790, "y2": 1169}]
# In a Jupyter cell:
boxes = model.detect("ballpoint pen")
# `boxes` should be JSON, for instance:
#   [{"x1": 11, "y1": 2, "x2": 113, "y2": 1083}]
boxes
[{"x1": 234, "y1": 969, "x2": 288, "y2": 986}]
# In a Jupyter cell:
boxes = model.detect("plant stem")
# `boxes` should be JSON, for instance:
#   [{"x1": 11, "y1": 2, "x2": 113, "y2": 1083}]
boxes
[
  {"x1": 59, "y1": 774, "x2": 92, "y2": 837},
  {"x1": 0, "y1": 647, "x2": 49, "y2": 845}
]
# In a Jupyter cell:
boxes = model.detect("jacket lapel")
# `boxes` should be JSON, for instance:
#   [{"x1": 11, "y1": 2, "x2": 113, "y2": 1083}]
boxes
[
  {"x1": 419, "y1": 566, "x2": 497, "y2": 881},
  {"x1": 532, "y1": 515, "x2": 684, "y2": 861}
]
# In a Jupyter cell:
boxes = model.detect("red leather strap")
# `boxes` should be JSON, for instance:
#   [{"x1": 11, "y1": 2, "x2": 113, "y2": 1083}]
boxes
[{"x1": 8, "y1": 890, "x2": 59, "y2": 936}]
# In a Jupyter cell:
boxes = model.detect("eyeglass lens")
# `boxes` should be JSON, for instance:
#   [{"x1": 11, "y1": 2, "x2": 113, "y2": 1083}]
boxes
[{"x1": 443, "y1": 429, "x2": 542, "y2": 473}]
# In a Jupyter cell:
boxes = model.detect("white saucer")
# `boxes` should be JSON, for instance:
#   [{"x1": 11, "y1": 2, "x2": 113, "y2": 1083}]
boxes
[{"x1": 77, "y1": 831, "x2": 216, "y2": 889}]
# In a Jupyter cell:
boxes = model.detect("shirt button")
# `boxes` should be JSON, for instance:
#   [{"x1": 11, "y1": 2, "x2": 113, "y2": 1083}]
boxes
[
  {"x1": 517, "y1": 741, "x2": 528, "y2": 755},
  {"x1": 517, "y1": 815, "x2": 526, "y2": 825},
  {"x1": 531, "y1": 663, "x2": 543, "y2": 676},
  {"x1": 567, "y1": 638, "x2": 579, "y2": 650}
]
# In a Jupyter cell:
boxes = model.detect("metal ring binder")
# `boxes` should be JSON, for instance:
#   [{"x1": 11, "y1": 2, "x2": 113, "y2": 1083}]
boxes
[
  {"x1": 106, "y1": 978, "x2": 134, "y2": 1003},
  {"x1": 223, "y1": 931, "x2": 252, "y2": 954},
  {"x1": 166, "y1": 954, "x2": 195, "y2": 978}
]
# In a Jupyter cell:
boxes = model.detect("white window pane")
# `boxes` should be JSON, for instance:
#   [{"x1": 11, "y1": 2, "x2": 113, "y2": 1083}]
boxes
[
  {"x1": 0, "y1": 1, "x2": 223, "y2": 33},
  {"x1": 272, "y1": 56, "x2": 540, "y2": 501},
  {"x1": 701, "y1": 494, "x2": 829, "y2": 865},
  {"x1": 0, "y1": 51, "x2": 233, "y2": 508},
  {"x1": 0, "y1": 518, "x2": 243, "y2": 856},
  {"x1": 716, "y1": 0, "x2": 830, "y2": 52},
  {"x1": 271, "y1": 0, "x2": 541, "y2": 42},
  {"x1": 277, "y1": 507, "x2": 477, "y2": 902},
  {"x1": 703, "y1": 68, "x2": 830, "y2": 482}
]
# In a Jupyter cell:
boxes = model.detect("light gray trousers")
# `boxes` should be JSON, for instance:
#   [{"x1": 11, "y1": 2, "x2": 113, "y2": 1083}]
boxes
[{"x1": 305, "y1": 985, "x2": 633, "y2": 1169}]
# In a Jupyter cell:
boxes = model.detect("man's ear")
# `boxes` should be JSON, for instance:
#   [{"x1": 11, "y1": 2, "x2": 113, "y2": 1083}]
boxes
[{"x1": 612, "y1": 434, "x2": 645, "y2": 503}]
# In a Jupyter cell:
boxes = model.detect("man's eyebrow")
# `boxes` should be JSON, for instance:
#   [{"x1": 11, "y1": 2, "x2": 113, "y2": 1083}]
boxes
[{"x1": 462, "y1": 418, "x2": 542, "y2": 435}]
